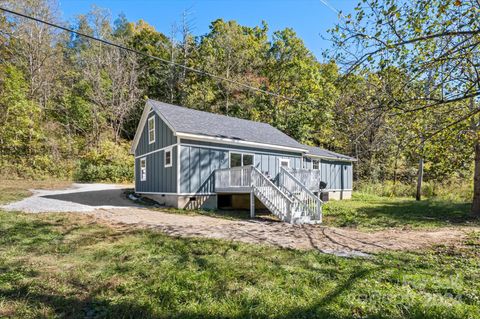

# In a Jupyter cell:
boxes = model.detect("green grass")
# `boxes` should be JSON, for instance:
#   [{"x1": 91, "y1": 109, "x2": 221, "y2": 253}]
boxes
[
  {"x1": 0, "y1": 180, "x2": 71, "y2": 205},
  {"x1": 0, "y1": 211, "x2": 479, "y2": 318},
  {"x1": 323, "y1": 193, "x2": 480, "y2": 230}
]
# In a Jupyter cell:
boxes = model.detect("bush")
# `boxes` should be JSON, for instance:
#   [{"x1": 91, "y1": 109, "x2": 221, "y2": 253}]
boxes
[{"x1": 74, "y1": 140, "x2": 133, "y2": 183}]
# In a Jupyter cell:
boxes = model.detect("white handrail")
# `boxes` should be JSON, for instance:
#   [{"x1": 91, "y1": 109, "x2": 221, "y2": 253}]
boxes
[
  {"x1": 215, "y1": 165, "x2": 252, "y2": 189},
  {"x1": 251, "y1": 166, "x2": 294, "y2": 222},
  {"x1": 287, "y1": 168, "x2": 323, "y2": 190},
  {"x1": 280, "y1": 167, "x2": 322, "y2": 221},
  {"x1": 214, "y1": 166, "x2": 322, "y2": 223}
]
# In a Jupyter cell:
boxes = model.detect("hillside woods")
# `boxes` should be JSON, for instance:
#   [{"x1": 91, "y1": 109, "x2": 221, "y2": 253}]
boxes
[{"x1": 0, "y1": 1, "x2": 474, "y2": 200}]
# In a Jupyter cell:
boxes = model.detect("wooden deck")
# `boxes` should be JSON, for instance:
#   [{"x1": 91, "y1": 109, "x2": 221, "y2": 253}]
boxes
[{"x1": 214, "y1": 166, "x2": 322, "y2": 224}]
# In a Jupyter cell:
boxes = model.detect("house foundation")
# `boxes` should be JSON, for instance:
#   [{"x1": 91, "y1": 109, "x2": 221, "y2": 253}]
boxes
[{"x1": 142, "y1": 194, "x2": 218, "y2": 210}]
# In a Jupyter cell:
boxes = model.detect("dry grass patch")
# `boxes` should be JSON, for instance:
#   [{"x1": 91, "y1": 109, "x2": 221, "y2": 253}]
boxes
[{"x1": 0, "y1": 179, "x2": 71, "y2": 204}]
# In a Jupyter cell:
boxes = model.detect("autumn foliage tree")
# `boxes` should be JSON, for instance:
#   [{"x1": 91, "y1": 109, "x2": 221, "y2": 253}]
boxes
[{"x1": 329, "y1": 0, "x2": 480, "y2": 214}]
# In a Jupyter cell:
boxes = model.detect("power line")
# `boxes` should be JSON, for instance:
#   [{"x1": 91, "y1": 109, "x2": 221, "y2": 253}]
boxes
[
  {"x1": 319, "y1": 0, "x2": 340, "y2": 15},
  {"x1": 0, "y1": 6, "x2": 314, "y2": 106}
]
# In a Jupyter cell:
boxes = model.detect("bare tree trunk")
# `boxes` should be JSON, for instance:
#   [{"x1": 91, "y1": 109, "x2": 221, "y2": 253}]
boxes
[
  {"x1": 416, "y1": 155, "x2": 423, "y2": 201},
  {"x1": 472, "y1": 138, "x2": 480, "y2": 216}
]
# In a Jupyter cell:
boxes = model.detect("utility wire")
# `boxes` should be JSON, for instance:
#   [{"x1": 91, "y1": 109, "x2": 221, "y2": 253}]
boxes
[
  {"x1": 319, "y1": 0, "x2": 340, "y2": 15},
  {"x1": 0, "y1": 6, "x2": 314, "y2": 106}
]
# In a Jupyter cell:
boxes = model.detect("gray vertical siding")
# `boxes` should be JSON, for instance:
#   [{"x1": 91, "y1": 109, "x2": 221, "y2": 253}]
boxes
[
  {"x1": 135, "y1": 110, "x2": 176, "y2": 157},
  {"x1": 135, "y1": 146, "x2": 177, "y2": 193},
  {"x1": 254, "y1": 153, "x2": 302, "y2": 178},
  {"x1": 134, "y1": 110, "x2": 177, "y2": 193},
  {"x1": 318, "y1": 160, "x2": 353, "y2": 190},
  {"x1": 301, "y1": 156, "x2": 354, "y2": 191},
  {"x1": 342, "y1": 162, "x2": 353, "y2": 190},
  {"x1": 180, "y1": 144, "x2": 229, "y2": 193},
  {"x1": 303, "y1": 157, "x2": 312, "y2": 169},
  {"x1": 179, "y1": 139, "x2": 303, "y2": 194}
]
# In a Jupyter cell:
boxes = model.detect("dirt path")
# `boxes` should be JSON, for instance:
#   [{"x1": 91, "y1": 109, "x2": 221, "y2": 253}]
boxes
[{"x1": 90, "y1": 208, "x2": 478, "y2": 257}]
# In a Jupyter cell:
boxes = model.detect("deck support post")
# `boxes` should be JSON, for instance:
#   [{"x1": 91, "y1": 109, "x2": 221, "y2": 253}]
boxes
[{"x1": 250, "y1": 189, "x2": 255, "y2": 218}]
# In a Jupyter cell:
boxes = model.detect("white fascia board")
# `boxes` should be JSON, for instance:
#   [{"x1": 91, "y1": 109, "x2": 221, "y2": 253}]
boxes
[
  {"x1": 131, "y1": 100, "x2": 180, "y2": 154},
  {"x1": 148, "y1": 100, "x2": 177, "y2": 134},
  {"x1": 304, "y1": 154, "x2": 356, "y2": 162},
  {"x1": 130, "y1": 103, "x2": 152, "y2": 154},
  {"x1": 176, "y1": 132, "x2": 308, "y2": 154}
]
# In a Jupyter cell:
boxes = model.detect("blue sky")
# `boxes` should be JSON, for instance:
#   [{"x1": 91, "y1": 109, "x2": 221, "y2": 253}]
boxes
[{"x1": 58, "y1": 0, "x2": 358, "y2": 60}]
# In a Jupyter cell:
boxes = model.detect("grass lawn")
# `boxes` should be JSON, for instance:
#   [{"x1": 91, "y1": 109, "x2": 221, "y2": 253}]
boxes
[
  {"x1": 0, "y1": 180, "x2": 71, "y2": 205},
  {"x1": 0, "y1": 211, "x2": 479, "y2": 319},
  {"x1": 0, "y1": 181, "x2": 479, "y2": 318},
  {"x1": 323, "y1": 193, "x2": 480, "y2": 230}
]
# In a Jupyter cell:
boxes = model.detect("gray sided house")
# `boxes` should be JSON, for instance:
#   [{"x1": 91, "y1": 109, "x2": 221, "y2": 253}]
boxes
[{"x1": 131, "y1": 99, "x2": 356, "y2": 224}]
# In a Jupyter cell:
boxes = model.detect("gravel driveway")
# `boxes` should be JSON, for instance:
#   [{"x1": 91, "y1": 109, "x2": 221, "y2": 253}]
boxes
[{"x1": 1, "y1": 183, "x2": 139, "y2": 213}]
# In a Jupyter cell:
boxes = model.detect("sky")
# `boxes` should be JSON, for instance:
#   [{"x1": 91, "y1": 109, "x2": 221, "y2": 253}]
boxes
[{"x1": 58, "y1": 0, "x2": 358, "y2": 61}]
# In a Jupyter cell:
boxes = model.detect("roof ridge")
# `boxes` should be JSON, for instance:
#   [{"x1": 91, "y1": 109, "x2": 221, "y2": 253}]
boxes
[{"x1": 148, "y1": 99, "x2": 271, "y2": 127}]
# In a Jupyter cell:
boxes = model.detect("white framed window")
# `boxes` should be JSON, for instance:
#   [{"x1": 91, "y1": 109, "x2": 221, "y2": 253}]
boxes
[
  {"x1": 313, "y1": 160, "x2": 319, "y2": 170},
  {"x1": 164, "y1": 147, "x2": 172, "y2": 167},
  {"x1": 148, "y1": 116, "x2": 155, "y2": 144},
  {"x1": 229, "y1": 152, "x2": 254, "y2": 167},
  {"x1": 279, "y1": 158, "x2": 290, "y2": 168},
  {"x1": 140, "y1": 157, "x2": 147, "y2": 181}
]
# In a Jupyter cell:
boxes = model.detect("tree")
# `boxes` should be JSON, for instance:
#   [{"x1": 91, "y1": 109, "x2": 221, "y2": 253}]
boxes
[
  {"x1": 187, "y1": 19, "x2": 269, "y2": 117},
  {"x1": 3, "y1": 0, "x2": 62, "y2": 108},
  {"x1": 70, "y1": 8, "x2": 142, "y2": 144},
  {"x1": 265, "y1": 28, "x2": 337, "y2": 143},
  {"x1": 0, "y1": 64, "x2": 44, "y2": 174},
  {"x1": 329, "y1": 0, "x2": 480, "y2": 215}
]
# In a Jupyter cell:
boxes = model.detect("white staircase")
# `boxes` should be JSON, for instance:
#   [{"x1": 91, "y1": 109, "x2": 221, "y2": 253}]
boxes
[
  {"x1": 215, "y1": 166, "x2": 323, "y2": 224},
  {"x1": 251, "y1": 167, "x2": 294, "y2": 222},
  {"x1": 278, "y1": 167, "x2": 323, "y2": 224}
]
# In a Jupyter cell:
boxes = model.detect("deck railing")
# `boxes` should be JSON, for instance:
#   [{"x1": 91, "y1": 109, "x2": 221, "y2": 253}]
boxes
[
  {"x1": 214, "y1": 165, "x2": 322, "y2": 223},
  {"x1": 279, "y1": 167, "x2": 322, "y2": 221},
  {"x1": 287, "y1": 168, "x2": 323, "y2": 191},
  {"x1": 215, "y1": 165, "x2": 252, "y2": 190},
  {"x1": 251, "y1": 166, "x2": 293, "y2": 222}
]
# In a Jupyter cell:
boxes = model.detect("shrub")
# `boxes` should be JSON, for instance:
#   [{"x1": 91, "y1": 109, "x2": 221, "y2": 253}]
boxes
[{"x1": 75, "y1": 140, "x2": 133, "y2": 183}]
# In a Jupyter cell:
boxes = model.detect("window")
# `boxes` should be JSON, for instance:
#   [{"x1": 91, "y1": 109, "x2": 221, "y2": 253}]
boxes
[
  {"x1": 279, "y1": 159, "x2": 290, "y2": 168},
  {"x1": 243, "y1": 154, "x2": 254, "y2": 166},
  {"x1": 230, "y1": 153, "x2": 242, "y2": 167},
  {"x1": 313, "y1": 160, "x2": 319, "y2": 170},
  {"x1": 140, "y1": 158, "x2": 147, "y2": 181},
  {"x1": 164, "y1": 148, "x2": 172, "y2": 167},
  {"x1": 148, "y1": 116, "x2": 155, "y2": 144},
  {"x1": 230, "y1": 152, "x2": 254, "y2": 167}
]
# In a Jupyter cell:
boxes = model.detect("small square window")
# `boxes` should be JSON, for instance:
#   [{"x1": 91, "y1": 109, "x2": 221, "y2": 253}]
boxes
[
  {"x1": 313, "y1": 160, "x2": 319, "y2": 170},
  {"x1": 279, "y1": 159, "x2": 290, "y2": 168},
  {"x1": 140, "y1": 158, "x2": 147, "y2": 181},
  {"x1": 164, "y1": 148, "x2": 172, "y2": 167},
  {"x1": 148, "y1": 116, "x2": 155, "y2": 144}
]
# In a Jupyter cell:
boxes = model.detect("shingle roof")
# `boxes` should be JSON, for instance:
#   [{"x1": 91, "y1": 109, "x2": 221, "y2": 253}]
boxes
[
  {"x1": 303, "y1": 145, "x2": 356, "y2": 161},
  {"x1": 149, "y1": 99, "x2": 307, "y2": 151}
]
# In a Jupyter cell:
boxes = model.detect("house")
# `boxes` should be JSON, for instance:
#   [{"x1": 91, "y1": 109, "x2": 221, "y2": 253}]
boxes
[{"x1": 131, "y1": 99, "x2": 356, "y2": 224}]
